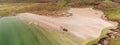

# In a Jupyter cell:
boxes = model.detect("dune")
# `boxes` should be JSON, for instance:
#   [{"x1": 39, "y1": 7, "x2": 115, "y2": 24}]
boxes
[{"x1": 16, "y1": 8, "x2": 113, "y2": 44}]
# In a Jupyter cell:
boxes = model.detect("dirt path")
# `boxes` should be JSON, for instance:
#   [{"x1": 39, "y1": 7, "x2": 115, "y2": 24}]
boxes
[{"x1": 17, "y1": 8, "x2": 113, "y2": 41}]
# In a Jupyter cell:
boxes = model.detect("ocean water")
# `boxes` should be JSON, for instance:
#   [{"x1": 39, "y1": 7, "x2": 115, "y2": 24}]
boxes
[{"x1": 0, "y1": 16, "x2": 81, "y2": 45}]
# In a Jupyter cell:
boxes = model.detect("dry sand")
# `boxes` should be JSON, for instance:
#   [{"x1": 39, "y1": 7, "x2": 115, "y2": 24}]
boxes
[{"x1": 17, "y1": 8, "x2": 113, "y2": 40}]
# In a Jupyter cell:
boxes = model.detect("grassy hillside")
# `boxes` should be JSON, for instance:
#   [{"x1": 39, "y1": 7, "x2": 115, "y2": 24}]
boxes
[{"x1": 0, "y1": 16, "x2": 82, "y2": 45}]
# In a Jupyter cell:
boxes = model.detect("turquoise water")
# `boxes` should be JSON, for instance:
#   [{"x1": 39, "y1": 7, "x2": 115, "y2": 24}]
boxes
[{"x1": 0, "y1": 16, "x2": 81, "y2": 45}]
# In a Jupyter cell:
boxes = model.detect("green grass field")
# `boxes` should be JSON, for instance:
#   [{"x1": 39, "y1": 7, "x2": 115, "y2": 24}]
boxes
[{"x1": 0, "y1": 16, "x2": 83, "y2": 45}]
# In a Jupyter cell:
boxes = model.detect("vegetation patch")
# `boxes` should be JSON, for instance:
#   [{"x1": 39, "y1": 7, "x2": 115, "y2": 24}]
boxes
[
  {"x1": 107, "y1": 32, "x2": 120, "y2": 45},
  {"x1": 0, "y1": 3, "x2": 66, "y2": 17},
  {"x1": 15, "y1": 3, "x2": 66, "y2": 16},
  {"x1": 0, "y1": 3, "x2": 34, "y2": 16},
  {"x1": 94, "y1": 1, "x2": 120, "y2": 22}
]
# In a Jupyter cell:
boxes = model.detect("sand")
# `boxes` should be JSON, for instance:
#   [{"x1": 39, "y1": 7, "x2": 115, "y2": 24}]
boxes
[{"x1": 17, "y1": 8, "x2": 113, "y2": 40}]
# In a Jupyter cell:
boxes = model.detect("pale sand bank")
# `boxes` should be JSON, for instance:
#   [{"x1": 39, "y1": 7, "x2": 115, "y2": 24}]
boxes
[{"x1": 17, "y1": 8, "x2": 113, "y2": 40}]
